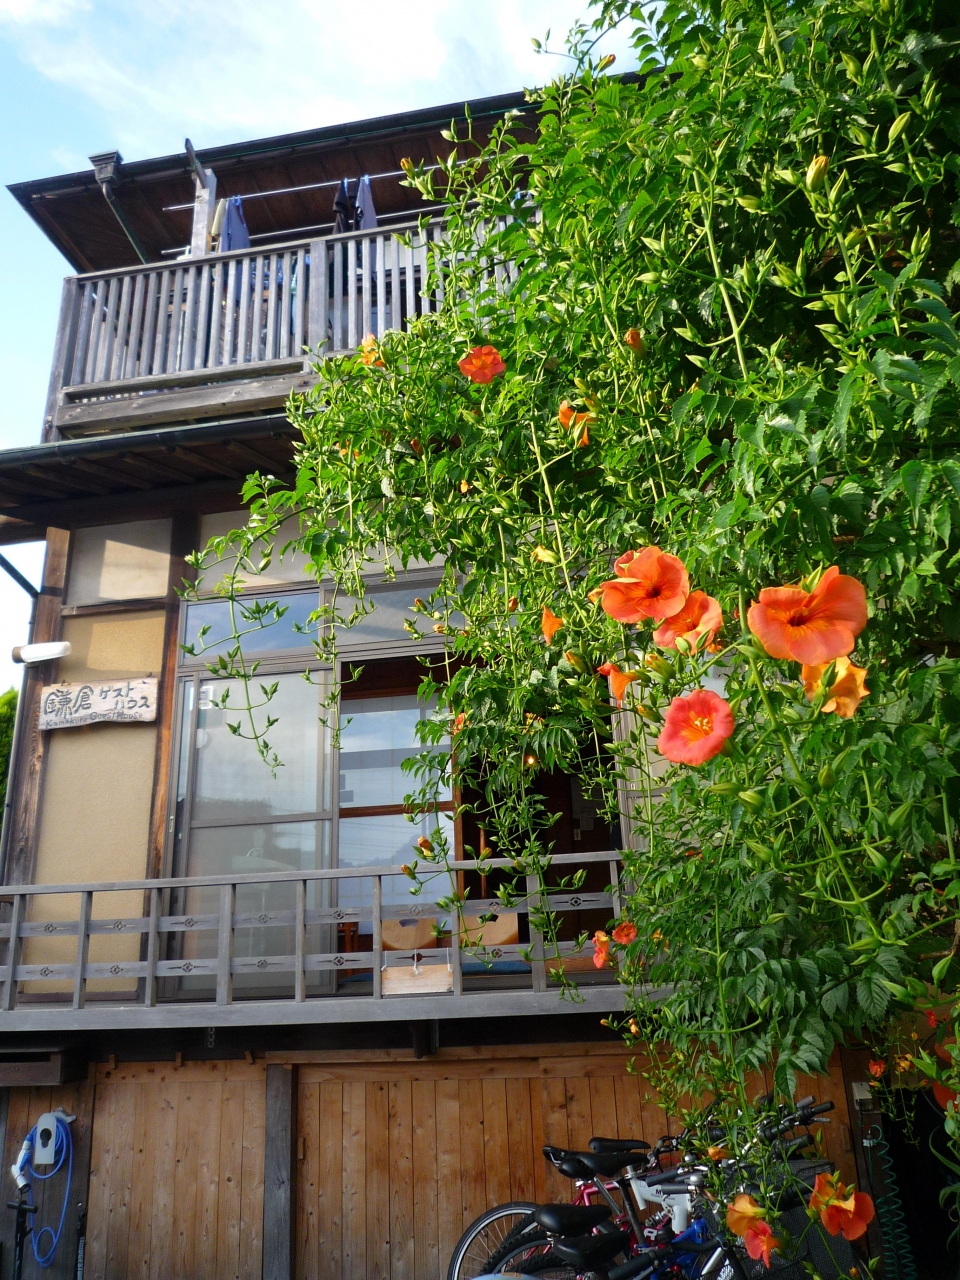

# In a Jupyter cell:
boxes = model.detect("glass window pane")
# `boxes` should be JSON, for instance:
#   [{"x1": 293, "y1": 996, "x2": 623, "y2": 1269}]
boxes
[
  {"x1": 187, "y1": 820, "x2": 328, "y2": 880},
  {"x1": 183, "y1": 591, "x2": 318, "y2": 659},
  {"x1": 339, "y1": 695, "x2": 450, "y2": 808},
  {"x1": 333, "y1": 585, "x2": 430, "y2": 648},
  {"x1": 190, "y1": 673, "x2": 329, "y2": 822},
  {"x1": 338, "y1": 812, "x2": 455, "y2": 912}
]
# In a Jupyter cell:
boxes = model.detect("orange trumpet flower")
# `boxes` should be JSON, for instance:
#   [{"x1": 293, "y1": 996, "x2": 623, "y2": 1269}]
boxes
[
  {"x1": 747, "y1": 566, "x2": 867, "y2": 664},
  {"x1": 652, "y1": 590, "x2": 722, "y2": 651},
  {"x1": 802, "y1": 656, "x2": 869, "y2": 717},
  {"x1": 596, "y1": 661, "x2": 640, "y2": 705},
  {"x1": 657, "y1": 689, "x2": 734, "y2": 766},
  {"x1": 809, "y1": 1172, "x2": 875, "y2": 1241},
  {"x1": 541, "y1": 607, "x2": 564, "y2": 643},
  {"x1": 598, "y1": 547, "x2": 690, "y2": 624},
  {"x1": 458, "y1": 345, "x2": 506, "y2": 384}
]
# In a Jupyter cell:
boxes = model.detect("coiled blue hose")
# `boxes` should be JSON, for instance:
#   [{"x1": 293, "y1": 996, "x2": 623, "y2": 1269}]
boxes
[
  {"x1": 862, "y1": 1123, "x2": 918, "y2": 1280},
  {"x1": 22, "y1": 1114, "x2": 73, "y2": 1269}
]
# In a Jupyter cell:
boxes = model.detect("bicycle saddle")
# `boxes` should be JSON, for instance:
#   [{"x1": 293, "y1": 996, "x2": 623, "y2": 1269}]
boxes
[
  {"x1": 590, "y1": 1136, "x2": 651, "y2": 1154},
  {"x1": 578, "y1": 1150, "x2": 640, "y2": 1177},
  {"x1": 552, "y1": 1230, "x2": 632, "y2": 1269},
  {"x1": 534, "y1": 1203, "x2": 612, "y2": 1235}
]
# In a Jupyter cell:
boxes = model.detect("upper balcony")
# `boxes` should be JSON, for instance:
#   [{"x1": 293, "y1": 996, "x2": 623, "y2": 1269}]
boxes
[
  {"x1": 46, "y1": 222, "x2": 443, "y2": 437},
  {"x1": 7, "y1": 90, "x2": 534, "y2": 444}
]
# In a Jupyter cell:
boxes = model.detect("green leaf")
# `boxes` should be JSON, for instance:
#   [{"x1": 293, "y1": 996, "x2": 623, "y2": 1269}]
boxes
[{"x1": 900, "y1": 460, "x2": 934, "y2": 523}]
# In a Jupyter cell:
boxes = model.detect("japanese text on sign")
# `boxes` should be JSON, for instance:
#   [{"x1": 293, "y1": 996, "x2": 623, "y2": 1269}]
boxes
[{"x1": 39, "y1": 678, "x2": 158, "y2": 730}]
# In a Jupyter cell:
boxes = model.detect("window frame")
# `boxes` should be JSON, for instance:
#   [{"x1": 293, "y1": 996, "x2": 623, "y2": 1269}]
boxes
[{"x1": 165, "y1": 572, "x2": 452, "y2": 882}]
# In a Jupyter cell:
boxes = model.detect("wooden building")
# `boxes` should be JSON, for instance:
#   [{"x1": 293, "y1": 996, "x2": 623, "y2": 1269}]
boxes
[{"x1": 0, "y1": 95, "x2": 862, "y2": 1279}]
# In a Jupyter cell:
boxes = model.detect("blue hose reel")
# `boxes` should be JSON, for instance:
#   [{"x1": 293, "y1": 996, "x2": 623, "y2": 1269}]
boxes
[{"x1": 11, "y1": 1109, "x2": 74, "y2": 1268}]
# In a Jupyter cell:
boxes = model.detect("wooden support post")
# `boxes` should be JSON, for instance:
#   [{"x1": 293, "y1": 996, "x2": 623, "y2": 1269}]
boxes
[
  {"x1": 2, "y1": 892, "x2": 24, "y2": 1011},
  {"x1": 216, "y1": 881, "x2": 234, "y2": 1005},
  {"x1": 263, "y1": 1063, "x2": 297, "y2": 1280},
  {"x1": 3, "y1": 528, "x2": 70, "y2": 889},
  {"x1": 72, "y1": 889, "x2": 92, "y2": 1009},
  {"x1": 143, "y1": 885, "x2": 159, "y2": 1007},
  {"x1": 372, "y1": 876, "x2": 382, "y2": 999},
  {"x1": 294, "y1": 879, "x2": 305, "y2": 1003},
  {"x1": 525, "y1": 871, "x2": 547, "y2": 993},
  {"x1": 146, "y1": 511, "x2": 198, "y2": 881}
]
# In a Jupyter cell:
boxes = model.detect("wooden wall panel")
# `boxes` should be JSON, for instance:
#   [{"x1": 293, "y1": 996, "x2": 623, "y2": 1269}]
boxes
[
  {"x1": 294, "y1": 1045, "x2": 856, "y2": 1280},
  {"x1": 0, "y1": 1069, "x2": 96, "y2": 1280},
  {"x1": 85, "y1": 1062, "x2": 264, "y2": 1280}
]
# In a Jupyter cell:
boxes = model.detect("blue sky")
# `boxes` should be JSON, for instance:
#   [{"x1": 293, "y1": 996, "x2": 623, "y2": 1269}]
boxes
[{"x1": 0, "y1": 0, "x2": 629, "y2": 691}]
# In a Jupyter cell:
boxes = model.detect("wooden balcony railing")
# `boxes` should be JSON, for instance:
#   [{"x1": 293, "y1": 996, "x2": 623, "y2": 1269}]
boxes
[
  {"x1": 45, "y1": 221, "x2": 452, "y2": 435},
  {"x1": 0, "y1": 851, "x2": 625, "y2": 1030}
]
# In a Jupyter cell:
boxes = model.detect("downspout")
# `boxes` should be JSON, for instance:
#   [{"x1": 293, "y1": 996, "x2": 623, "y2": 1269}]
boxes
[
  {"x1": 0, "y1": 554, "x2": 39, "y2": 884},
  {"x1": 89, "y1": 150, "x2": 151, "y2": 265}
]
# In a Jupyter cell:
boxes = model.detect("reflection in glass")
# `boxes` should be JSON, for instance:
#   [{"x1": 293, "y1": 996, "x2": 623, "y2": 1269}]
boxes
[
  {"x1": 338, "y1": 812, "x2": 455, "y2": 911},
  {"x1": 183, "y1": 591, "x2": 319, "y2": 658},
  {"x1": 339, "y1": 695, "x2": 449, "y2": 808},
  {"x1": 180, "y1": 821, "x2": 331, "y2": 993},
  {"x1": 190, "y1": 673, "x2": 330, "y2": 823},
  {"x1": 334, "y1": 585, "x2": 449, "y2": 647}
]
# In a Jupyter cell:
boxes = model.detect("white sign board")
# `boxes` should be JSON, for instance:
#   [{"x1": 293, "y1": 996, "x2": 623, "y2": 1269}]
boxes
[{"x1": 39, "y1": 678, "x2": 158, "y2": 730}]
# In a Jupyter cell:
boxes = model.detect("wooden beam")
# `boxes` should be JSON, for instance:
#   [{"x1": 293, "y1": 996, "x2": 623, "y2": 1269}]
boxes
[
  {"x1": 172, "y1": 446, "x2": 242, "y2": 480},
  {"x1": 0, "y1": 476, "x2": 253, "y2": 534},
  {"x1": 0, "y1": 985, "x2": 626, "y2": 1033},
  {"x1": 62, "y1": 355, "x2": 306, "y2": 400},
  {"x1": 263, "y1": 1064, "x2": 298, "y2": 1280},
  {"x1": 3, "y1": 527, "x2": 70, "y2": 887},
  {"x1": 55, "y1": 370, "x2": 318, "y2": 433}
]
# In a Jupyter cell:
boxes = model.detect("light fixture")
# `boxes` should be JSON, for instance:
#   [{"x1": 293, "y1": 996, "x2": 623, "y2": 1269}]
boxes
[{"x1": 12, "y1": 642, "x2": 72, "y2": 666}]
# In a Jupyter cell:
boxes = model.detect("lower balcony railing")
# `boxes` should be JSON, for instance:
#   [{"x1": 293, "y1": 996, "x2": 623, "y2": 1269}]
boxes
[{"x1": 0, "y1": 850, "x2": 625, "y2": 1030}]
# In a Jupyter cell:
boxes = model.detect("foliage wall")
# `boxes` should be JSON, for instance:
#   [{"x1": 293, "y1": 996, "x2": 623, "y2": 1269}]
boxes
[{"x1": 219, "y1": 0, "x2": 960, "y2": 1133}]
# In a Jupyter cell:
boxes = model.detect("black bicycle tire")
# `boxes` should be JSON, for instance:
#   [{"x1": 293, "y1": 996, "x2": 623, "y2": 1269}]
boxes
[
  {"x1": 447, "y1": 1201, "x2": 541, "y2": 1280},
  {"x1": 487, "y1": 1235, "x2": 579, "y2": 1279},
  {"x1": 484, "y1": 1229, "x2": 551, "y2": 1273}
]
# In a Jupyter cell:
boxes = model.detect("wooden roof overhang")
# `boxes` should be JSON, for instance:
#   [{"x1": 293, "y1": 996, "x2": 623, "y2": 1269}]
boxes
[
  {"x1": 7, "y1": 90, "x2": 531, "y2": 272},
  {"x1": 0, "y1": 414, "x2": 298, "y2": 543}
]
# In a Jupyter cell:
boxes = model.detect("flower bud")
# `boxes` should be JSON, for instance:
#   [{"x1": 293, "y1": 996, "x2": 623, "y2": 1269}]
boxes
[
  {"x1": 596, "y1": 53, "x2": 616, "y2": 71},
  {"x1": 738, "y1": 790, "x2": 764, "y2": 811},
  {"x1": 400, "y1": 157, "x2": 414, "y2": 176},
  {"x1": 805, "y1": 155, "x2": 829, "y2": 191},
  {"x1": 507, "y1": 596, "x2": 519, "y2": 613},
  {"x1": 888, "y1": 112, "x2": 911, "y2": 146},
  {"x1": 533, "y1": 545, "x2": 558, "y2": 565},
  {"x1": 623, "y1": 328, "x2": 645, "y2": 355},
  {"x1": 417, "y1": 836, "x2": 434, "y2": 854},
  {"x1": 818, "y1": 762, "x2": 836, "y2": 791}
]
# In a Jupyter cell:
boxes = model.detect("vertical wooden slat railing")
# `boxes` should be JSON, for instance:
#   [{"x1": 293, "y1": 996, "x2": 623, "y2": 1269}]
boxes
[
  {"x1": 48, "y1": 218, "x2": 524, "y2": 426},
  {"x1": 0, "y1": 850, "x2": 618, "y2": 1024}
]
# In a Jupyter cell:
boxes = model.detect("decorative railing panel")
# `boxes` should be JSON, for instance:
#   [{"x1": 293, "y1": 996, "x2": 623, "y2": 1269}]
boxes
[{"x1": 0, "y1": 851, "x2": 623, "y2": 1028}]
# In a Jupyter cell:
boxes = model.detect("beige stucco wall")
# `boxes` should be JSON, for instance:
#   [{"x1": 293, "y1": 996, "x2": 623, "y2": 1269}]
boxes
[{"x1": 25, "y1": 611, "x2": 166, "y2": 991}]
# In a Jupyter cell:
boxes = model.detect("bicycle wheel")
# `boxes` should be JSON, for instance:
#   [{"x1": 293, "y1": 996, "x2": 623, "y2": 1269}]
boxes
[
  {"x1": 447, "y1": 1202, "x2": 540, "y2": 1280},
  {"x1": 488, "y1": 1236, "x2": 579, "y2": 1279}
]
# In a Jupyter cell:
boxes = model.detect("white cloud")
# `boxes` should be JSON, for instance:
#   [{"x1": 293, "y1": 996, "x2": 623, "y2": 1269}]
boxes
[
  {"x1": 0, "y1": 0, "x2": 631, "y2": 160},
  {"x1": 0, "y1": 0, "x2": 84, "y2": 22}
]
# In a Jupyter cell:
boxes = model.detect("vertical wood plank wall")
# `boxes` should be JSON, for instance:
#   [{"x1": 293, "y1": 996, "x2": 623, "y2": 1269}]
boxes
[
  {"x1": 0, "y1": 1046, "x2": 854, "y2": 1280},
  {"x1": 296, "y1": 1045, "x2": 855, "y2": 1280},
  {"x1": 83, "y1": 1061, "x2": 265, "y2": 1280}
]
